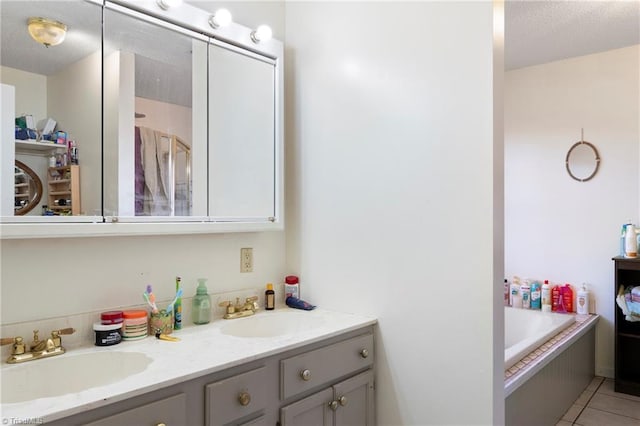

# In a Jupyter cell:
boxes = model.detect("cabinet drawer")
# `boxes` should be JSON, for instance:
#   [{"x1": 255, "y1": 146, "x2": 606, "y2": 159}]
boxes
[
  {"x1": 84, "y1": 393, "x2": 186, "y2": 426},
  {"x1": 205, "y1": 366, "x2": 267, "y2": 426},
  {"x1": 281, "y1": 333, "x2": 373, "y2": 400}
]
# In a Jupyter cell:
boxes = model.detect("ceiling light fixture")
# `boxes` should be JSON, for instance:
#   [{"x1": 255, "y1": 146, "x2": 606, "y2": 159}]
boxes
[
  {"x1": 156, "y1": 0, "x2": 182, "y2": 11},
  {"x1": 27, "y1": 17, "x2": 67, "y2": 48},
  {"x1": 250, "y1": 25, "x2": 272, "y2": 44},
  {"x1": 209, "y1": 9, "x2": 232, "y2": 29}
]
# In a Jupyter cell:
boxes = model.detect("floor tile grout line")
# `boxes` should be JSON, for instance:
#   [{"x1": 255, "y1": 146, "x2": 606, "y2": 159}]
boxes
[
  {"x1": 572, "y1": 377, "x2": 604, "y2": 425},
  {"x1": 576, "y1": 405, "x2": 640, "y2": 423}
]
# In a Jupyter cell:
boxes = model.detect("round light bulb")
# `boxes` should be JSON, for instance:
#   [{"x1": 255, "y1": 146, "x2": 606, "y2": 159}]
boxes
[
  {"x1": 251, "y1": 25, "x2": 272, "y2": 43},
  {"x1": 157, "y1": 0, "x2": 182, "y2": 10},
  {"x1": 209, "y1": 9, "x2": 232, "y2": 28}
]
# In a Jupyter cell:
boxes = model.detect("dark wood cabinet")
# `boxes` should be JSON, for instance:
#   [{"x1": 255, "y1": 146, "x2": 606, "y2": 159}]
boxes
[{"x1": 613, "y1": 256, "x2": 640, "y2": 396}]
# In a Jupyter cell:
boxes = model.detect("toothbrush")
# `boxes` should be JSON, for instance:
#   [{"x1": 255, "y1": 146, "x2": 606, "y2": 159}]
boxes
[
  {"x1": 166, "y1": 288, "x2": 183, "y2": 314},
  {"x1": 145, "y1": 284, "x2": 159, "y2": 313}
]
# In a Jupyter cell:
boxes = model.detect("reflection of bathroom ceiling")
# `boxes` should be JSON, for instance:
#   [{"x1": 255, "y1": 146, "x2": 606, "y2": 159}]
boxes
[
  {"x1": 0, "y1": 0, "x2": 192, "y2": 107},
  {"x1": 506, "y1": 1, "x2": 640, "y2": 70}
]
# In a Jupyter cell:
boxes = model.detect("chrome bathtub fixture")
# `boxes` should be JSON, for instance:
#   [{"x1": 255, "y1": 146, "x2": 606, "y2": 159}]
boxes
[
  {"x1": 219, "y1": 297, "x2": 259, "y2": 319},
  {"x1": 1, "y1": 328, "x2": 75, "y2": 364}
]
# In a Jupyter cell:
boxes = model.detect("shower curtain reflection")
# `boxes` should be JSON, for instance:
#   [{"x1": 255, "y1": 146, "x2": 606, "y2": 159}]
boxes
[{"x1": 135, "y1": 126, "x2": 191, "y2": 216}]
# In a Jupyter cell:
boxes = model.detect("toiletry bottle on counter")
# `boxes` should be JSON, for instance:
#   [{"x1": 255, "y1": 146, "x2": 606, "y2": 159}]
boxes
[
  {"x1": 174, "y1": 276, "x2": 182, "y2": 330},
  {"x1": 284, "y1": 275, "x2": 300, "y2": 300},
  {"x1": 562, "y1": 284, "x2": 574, "y2": 313},
  {"x1": 541, "y1": 280, "x2": 552, "y2": 312},
  {"x1": 530, "y1": 281, "x2": 541, "y2": 310},
  {"x1": 625, "y1": 223, "x2": 638, "y2": 258},
  {"x1": 265, "y1": 283, "x2": 275, "y2": 310},
  {"x1": 192, "y1": 278, "x2": 211, "y2": 325},
  {"x1": 504, "y1": 278, "x2": 510, "y2": 306},
  {"x1": 577, "y1": 284, "x2": 590, "y2": 315},
  {"x1": 521, "y1": 279, "x2": 531, "y2": 309},
  {"x1": 510, "y1": 277, "x2": 522, "y2": 308},
  {"x1": 552, "y1": 285, "x2": 562, "y2": 312}
]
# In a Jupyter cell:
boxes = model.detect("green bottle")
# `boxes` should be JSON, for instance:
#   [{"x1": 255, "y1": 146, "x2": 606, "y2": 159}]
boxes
[{"x1": 192, "y1": 278, "x2": 211, "y2": 325}]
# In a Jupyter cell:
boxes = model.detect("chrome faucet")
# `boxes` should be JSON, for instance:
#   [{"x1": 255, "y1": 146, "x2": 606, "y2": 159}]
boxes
[
  {"x1": 1, "y1": 328, "x2": 75, "y2": 364},
  {"x1": 219, "y1": 297, "x2": 259, "y2": 319}
]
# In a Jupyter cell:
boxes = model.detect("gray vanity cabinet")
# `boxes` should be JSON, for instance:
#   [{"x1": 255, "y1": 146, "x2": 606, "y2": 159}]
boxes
[
  {"x1": 83, "y1": 393, "x2": 187, "y2": 426},
  {"x1": 280, "y1": 371, "x2": 374, "y2": 426},
  {"x1": 44, "y1": 327, "x2": 374, "y2": 426}
]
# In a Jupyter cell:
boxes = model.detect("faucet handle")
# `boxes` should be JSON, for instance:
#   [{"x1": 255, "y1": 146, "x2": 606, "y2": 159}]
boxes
[
  {"x1": 54, "y1": 327, "x2": 75, "y2": 336},
  {"x1": 218, "y1": 300, "x2": 235, "y2": 314},
  {"x1": 0, "y1": 336, "x2": 19, "y2": 346},
  {"x1": 245, "y1": 296, "x2": 259, "y2": 311}
]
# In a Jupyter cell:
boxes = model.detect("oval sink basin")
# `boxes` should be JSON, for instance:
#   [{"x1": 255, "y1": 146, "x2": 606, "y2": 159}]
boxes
[
  {"x1": 1, "y1": 351, "x2": 152, "y2": 403},
  {"x1": 220, "y1": 311, "x2": 324, "y2": 338}
]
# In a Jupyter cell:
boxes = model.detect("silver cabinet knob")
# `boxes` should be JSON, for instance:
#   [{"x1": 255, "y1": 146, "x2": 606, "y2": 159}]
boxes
[
  {"x1": 156, "y1": 423, "x2": 166, "y2": 426},
  {"x1": 338, "y1": 395, "x2": 347, "y2": 406},
  {"x1": 300, "y1": 369, "x2": 311, "y2": 381},
  {"x1": 328, "y1": 400, "x2": 338, "y2": 411},
  {"x1": 238, "y1": 391, "x2": 251, "y2": 406},
  {"x1": 360, "y1": 348, "x2": 369, "y2": 358}
]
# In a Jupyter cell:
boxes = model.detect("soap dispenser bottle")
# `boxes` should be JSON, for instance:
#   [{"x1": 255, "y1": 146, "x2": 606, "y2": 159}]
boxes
[{"x1": 192, "y1": 278, "x2": 211, "y2": 325}]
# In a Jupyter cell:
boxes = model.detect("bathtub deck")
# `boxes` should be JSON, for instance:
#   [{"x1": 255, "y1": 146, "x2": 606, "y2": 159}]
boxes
[{"x1": 505, "y1": 313, "x2": 599, "y2": 394}]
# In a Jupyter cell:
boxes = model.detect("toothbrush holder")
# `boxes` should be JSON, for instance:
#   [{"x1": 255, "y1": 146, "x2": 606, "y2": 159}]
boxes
[{"x1": 149, "y1": 309, "x2": 173, "y2": 335}]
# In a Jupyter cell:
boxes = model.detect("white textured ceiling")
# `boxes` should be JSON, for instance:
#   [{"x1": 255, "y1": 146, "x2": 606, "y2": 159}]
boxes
[
  {"x1": 505, "y1": 0, "x2": 640, "y2": 70},
  {"x1": 1, "y1": 1, "x2": 639, "y2": 85}
]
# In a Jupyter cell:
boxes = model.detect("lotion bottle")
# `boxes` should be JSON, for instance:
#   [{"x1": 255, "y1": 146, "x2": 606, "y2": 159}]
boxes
[
  {"x1": 541, "y1": 280, "x2": 552, "y2": 312},
  {"x1": 510, "y1": 277, "x2": 522, "y2": 308},
  {"x1": 577, "y1": 284, "x2": 589, "y2": 315},
  {"x1": 625, "y1": 223, "x2": 638, "y2": 258},
  {"x1": 530, "y1": 281, "x2": 541, "y2": 310},
  {"x1": 521, "y1": 279, "x2": 531, "y2": 309}
]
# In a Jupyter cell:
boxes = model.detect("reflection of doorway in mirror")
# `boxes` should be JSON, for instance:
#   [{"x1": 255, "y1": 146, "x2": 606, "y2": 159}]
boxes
[{"x1": 134, "y1": 96, "x2": 192, "y2": 216}]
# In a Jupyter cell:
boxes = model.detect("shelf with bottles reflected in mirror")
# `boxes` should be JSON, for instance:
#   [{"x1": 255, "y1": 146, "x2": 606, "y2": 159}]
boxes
[{"x1": 0, "y1": 0, "x2": 283, "y2": 239}]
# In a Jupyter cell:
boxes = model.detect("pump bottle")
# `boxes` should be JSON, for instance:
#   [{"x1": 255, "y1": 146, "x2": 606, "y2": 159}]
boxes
[{"x1": 192, "y1": 278, "x2": 211, "y2": 325}]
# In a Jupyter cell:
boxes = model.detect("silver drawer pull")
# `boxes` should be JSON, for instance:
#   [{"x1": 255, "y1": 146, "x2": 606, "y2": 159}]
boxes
[
  {"x1": 328, "y1": 400, "x2": 338, "y2": 411},
  {"x1": 300, "y1": 369, "x2": 311, "y2": 381},
  {"x1": 360, "y1": 348, "x2": 369, "y2": 358},
  {"x1": 338, "y1": 395, "x2": 347, "y2": 406},
  {"x1": 157, "y1": 423, "x2": 166, "y2": 426},
  {"x1": 238, "y1": 391, "x2": 251, "y2": 406}
]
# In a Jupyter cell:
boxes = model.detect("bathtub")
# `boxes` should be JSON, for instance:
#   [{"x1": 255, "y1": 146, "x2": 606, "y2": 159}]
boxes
[{"x1": 504, "y1": 307, "x2": 575, "y2": 370}]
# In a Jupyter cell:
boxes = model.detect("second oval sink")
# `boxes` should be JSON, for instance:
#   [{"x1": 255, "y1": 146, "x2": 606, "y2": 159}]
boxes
[
  {"x1": 1, "y1": 351, "x2": 152, "y2": 404},
  {"x1": 220, "y1": 310, "x2": 324, "y2": 338}
]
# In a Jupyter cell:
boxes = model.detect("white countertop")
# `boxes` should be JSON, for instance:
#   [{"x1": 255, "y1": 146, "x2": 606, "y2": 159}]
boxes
[{"x1": 0, "y1": 308, "x2": 377, "y2": 423}]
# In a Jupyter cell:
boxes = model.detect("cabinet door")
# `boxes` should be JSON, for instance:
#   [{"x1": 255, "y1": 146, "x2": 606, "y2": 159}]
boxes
[
  {"x1": 334, "y1": 371, "x2": 374, "y2": 426},
  {"x1": 84, "y1": 392, "x2": 186, "y2": 426},
  {"x1": 280, "y1": 388, "x2": 333, "y2": 426}
]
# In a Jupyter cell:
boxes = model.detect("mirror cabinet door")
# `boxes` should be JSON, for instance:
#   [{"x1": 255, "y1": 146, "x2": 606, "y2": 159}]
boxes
[
  {"x1": 208, "y1": 43, "x2": 276, "y2": 221},
  {"x1": 102, "y1": 5, "x2": 208, "y2": 220},
  {"x1": 0, "y1": 0, "x2": 102, "y2": 221}
]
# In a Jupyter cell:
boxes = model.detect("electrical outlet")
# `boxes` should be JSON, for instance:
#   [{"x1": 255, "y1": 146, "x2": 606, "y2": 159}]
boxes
[{"x1": 240, "y1": 248, "x2": 253, "y2": 273}]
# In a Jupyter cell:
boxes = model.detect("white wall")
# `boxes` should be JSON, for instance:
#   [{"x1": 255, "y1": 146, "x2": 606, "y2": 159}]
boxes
[
  {"x1": 0, "y1": 66, "x2": 47, "y2": 121},
  {"x1": 285, "y1": 2, "x2": 503, "y2": 424},
  {"x1": 135, "y1": 97, "x2": 192, "y2": 145},
  {"x1": 504, "y1": 45, "x2": 640, "y2": 378},
  {"x1": 48, "y1": 51, "x2": 102, "y2": 216}
]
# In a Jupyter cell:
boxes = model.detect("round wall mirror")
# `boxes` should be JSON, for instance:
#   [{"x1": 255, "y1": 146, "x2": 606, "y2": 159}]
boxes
[
  {"x1": 565, "y1": 141, "x2": 600, "y2": 182},
  {"x1": 14, "y1": 160, "x2": 43, "y2": 215}
]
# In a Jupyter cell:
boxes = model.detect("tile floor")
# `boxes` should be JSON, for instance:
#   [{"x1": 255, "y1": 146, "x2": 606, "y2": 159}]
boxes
[{"x1": 556, "y1": 377, "x2": 640, "y2": 426}]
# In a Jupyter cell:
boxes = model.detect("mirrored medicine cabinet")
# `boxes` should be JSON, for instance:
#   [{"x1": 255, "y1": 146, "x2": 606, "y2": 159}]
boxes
[{"x1": 0, "y1": 0, "x2": 283, "y2": 239}]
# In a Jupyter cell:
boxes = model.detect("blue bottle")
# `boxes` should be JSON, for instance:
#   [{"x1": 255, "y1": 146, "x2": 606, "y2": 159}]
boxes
[{"x1": 530, "y1": 281, "x2": 542, "y2": 310}]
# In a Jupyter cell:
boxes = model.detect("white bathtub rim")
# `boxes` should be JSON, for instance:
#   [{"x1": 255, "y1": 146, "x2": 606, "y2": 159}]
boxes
[
  {"x1": 504, "y1": 314, "x2": 599, "y2": 397},
  {"x1": 504, "y1": 311, "x2": 575, "y2": 370}
]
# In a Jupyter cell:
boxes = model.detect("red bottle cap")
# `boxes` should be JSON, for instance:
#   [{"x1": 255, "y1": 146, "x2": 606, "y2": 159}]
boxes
[
  {"x1": 285, "y1": 275, "x2": 299, "y2": 284},
  {"x1": 101, "y1": 310, "x2": 124, "y2": 324}
]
